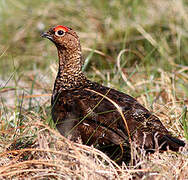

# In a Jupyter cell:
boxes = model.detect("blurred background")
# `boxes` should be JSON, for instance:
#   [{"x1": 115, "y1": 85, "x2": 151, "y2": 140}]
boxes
[{"x1": 1, "y1": 0, "x2": 188, "y2": 71}]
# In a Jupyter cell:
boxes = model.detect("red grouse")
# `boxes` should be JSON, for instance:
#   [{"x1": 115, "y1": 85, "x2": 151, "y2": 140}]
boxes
[{"x1": 41, "y1": 25, "x2": 185, "y2": 162}]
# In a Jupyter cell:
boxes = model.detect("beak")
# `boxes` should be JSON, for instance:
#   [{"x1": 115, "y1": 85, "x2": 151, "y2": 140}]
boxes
[{"x1": 41, "y1": 32, "x2": 53, "y2": 41}]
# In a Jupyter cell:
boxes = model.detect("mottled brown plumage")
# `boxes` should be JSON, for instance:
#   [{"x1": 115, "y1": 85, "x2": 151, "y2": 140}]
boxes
[{"x1": 41, "y1": 25, "x2": 185, "y2": 162}]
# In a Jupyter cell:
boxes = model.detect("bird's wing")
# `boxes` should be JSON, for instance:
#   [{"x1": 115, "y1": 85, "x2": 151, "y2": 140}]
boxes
[{"x1": 76, "y1": 83, "x2": 172, "y2": 149}]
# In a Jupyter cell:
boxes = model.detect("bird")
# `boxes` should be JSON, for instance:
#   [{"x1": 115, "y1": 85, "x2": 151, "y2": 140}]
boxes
[{"x1": 41, "y1": 25, "x2": 185, "y2": 163}]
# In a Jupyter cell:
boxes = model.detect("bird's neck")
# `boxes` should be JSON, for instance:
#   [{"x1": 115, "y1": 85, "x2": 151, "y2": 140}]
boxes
[{"x1": 54, "y1": 47, "x2": 87, "y2": 92}]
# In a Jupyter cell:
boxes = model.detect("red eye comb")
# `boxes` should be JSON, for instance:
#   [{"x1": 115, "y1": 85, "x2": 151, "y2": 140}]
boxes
[{"x1": 54, "y1": 25, "x2": 69, "y2": 32}]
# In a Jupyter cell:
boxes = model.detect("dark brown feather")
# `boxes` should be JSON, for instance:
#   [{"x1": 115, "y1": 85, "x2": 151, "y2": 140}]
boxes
[{"x1": 41, "y1": 25, "x2": 185, "y2": 163}]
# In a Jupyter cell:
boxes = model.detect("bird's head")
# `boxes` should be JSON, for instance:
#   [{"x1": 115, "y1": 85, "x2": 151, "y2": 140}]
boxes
[{"x1": 41, "y1": 25, "x2": 80, "y2": 51}]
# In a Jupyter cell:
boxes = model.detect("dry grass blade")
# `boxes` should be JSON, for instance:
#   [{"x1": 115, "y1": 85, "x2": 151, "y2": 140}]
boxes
[
  {"x1": 83, "y1": 47, "x2": 115, "y2": 62},
  {"x1": 85, "y1": 88, "x2": 133, "y2": 165},
  {"x1": 116, "y1": 48, "x2": 144, "y2": 90},
  {"x1": 0, "y1": 46, "x2": 9, "y2": 59},
  {"x1": 135, "y1": 24, "x2": 158, "y2": 47},
  {"x1": 19, "y1": 93, "x2": 51, "y2": 99}
]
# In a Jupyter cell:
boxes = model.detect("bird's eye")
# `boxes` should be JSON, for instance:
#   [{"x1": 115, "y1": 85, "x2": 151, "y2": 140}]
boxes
[{"x1": 55, "y1": 30, "x2": 65, "y2": 37}]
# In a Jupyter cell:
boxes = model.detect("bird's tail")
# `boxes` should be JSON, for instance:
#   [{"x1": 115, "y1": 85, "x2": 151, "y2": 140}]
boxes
[{"x1": 156, "y1": 133, "x2": 185, "y2": 152}]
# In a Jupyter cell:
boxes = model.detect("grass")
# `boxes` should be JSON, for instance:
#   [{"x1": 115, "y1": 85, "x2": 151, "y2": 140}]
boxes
[{"x1": 0, "y1": 0, "x2": 188, "y2": 179}]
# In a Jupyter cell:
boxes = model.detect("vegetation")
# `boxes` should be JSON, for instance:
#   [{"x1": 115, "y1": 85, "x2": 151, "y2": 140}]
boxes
[{"x1": 0, "y1": 0, "x2": 187, "y2": 179}]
